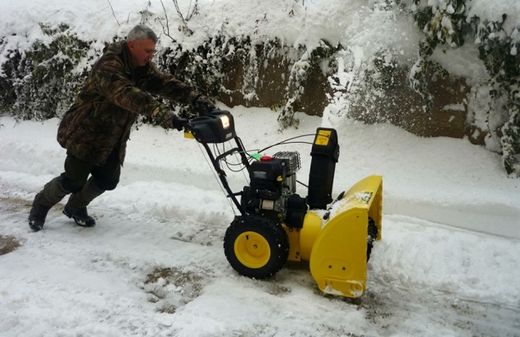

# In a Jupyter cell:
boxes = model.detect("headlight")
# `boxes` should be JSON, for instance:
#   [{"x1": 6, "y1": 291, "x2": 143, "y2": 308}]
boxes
[{"x1": 219, "y1": 115, "x2": 230, "y2": 129}]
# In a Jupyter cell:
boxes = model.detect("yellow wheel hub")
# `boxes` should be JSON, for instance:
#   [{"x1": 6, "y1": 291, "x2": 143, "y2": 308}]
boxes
[{"x1": 234, "y1": 231, "x2": 271, "y2": 269}]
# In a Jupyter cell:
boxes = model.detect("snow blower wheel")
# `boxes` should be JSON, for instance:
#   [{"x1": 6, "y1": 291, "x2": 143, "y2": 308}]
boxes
[{"x1": 224, "y1": 216, "x2": 289, "y2": 279}]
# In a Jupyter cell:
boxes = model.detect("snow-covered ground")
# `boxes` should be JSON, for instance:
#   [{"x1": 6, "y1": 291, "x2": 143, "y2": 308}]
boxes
[
  {"x1": 1, "y1": 107, "x2": 520, "y2": 337},
  {"x1": 1, "y1": 0, "x2": 520, "y2": 336}
]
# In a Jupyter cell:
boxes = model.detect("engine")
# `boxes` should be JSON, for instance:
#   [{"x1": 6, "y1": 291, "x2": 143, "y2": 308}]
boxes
[{"x1": 241, "y1": 151, "x2": 307, "y2": 227}]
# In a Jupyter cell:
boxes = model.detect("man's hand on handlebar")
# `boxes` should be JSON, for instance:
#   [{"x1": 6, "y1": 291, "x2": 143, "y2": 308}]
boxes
[{"x1": 171, "y1": 113, "x2": 188, "y2": 131}]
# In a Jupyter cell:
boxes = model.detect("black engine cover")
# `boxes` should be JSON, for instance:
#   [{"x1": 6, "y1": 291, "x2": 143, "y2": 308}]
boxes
[{"x1": 249, "y1": 159, "x2": 287, "y2": 200}]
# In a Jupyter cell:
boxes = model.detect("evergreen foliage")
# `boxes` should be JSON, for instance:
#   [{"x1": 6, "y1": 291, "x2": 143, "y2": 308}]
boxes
[
  {"x1": 277, "y1": 40, "x2": 338, "y2": 129},
  {"x1": 157, "y1": 35, "x2": 335, "y2": 126},
  {"x1": 0, "y1": 24, "x2": 92, "y2": 120},
  {"x1": 410, "y1": 0, "x2": 520, "y2": 176},
  {"x1": 472, "y1": 16, "x2": 520, "y2": 176}
]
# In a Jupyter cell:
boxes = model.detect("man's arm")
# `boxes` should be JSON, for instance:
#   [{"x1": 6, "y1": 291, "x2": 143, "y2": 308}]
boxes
[
  {"x1": 141, "y1": 63, "x2": 198, "y2": 104},
  {"x1": 141, "y1": 64, "x2": 216, "y2": 115},
  {"x1": 93, "y1": 56, "x2": 162, "y2": 117}
]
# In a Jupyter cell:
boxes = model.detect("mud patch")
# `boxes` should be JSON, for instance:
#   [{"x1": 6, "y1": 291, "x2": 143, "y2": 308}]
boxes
[
  {"x1": 0, "y1": 234, "x2": 21, "y2": 255},
  {"x1": 142, "y1": 266, "x2": 207, "y2": 313},
  {"x1": 357, "y1": 290, "x2": 393, "y2": 324},
  {"x1": 254, "y1": 279, "x2": 291, "y2": 296},
  {"x1": 218, "y1": 324, "x2": 278, "y2": 337},
  {"x1": 170, "y1": 222, "x2": 224, "y2": 247},
  {"x1": 316, "y1": 326, "x2": 366, "y2": 337}
]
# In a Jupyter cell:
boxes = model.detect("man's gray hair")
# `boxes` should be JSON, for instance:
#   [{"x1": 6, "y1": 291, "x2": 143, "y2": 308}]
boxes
[{"x1": 127, "y1": 25, "x2": 158, "y2": 43}]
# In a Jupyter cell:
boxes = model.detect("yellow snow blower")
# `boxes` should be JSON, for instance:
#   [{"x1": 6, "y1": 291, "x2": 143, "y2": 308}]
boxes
[{"x1": 184, "y1": 110, "x2": 383, "y2": 298}]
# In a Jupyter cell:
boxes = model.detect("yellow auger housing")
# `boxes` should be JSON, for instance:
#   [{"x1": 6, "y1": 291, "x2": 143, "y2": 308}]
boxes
[{"x1": 286, "y1": 175, "x2": 383, "y2": 298}]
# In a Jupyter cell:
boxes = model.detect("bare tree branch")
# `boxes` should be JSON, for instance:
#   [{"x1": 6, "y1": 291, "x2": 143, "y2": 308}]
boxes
[
  {"x1": 171, "y1": 0, "x2": 197, "y2": 34},
  {"x1": 158, "y1": 0, "x2": 176, "y2": 41},
  {"x1": 172, "y1": 0, "x2": 189, "y2": 32},
  {"x1": 107, "y1": 0, "x2": 121, "y2": 26},
  {"x1": 186, "y1": 0, "x2": 199, "y2": 21}
]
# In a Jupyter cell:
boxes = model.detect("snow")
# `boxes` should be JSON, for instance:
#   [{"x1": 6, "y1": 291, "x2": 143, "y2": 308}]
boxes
[
  {"x1": 468, "y1": 0, "x2": 520, "y2": 35},
  {"x1": 0, "y1": 0, "x2": 422, "y2": 66},
  {"x1": 1, "y1": 106, "x2": 520, "y2": 336},
  {"x1": 1, "y1": 0, "x2": 520, "y2": 335},
  {"x1": 419, "y1": 0, "x2": 520, "y2": 34},
  {"x1": 431, "y1": 43, "x2": 490, "y2": 85}
]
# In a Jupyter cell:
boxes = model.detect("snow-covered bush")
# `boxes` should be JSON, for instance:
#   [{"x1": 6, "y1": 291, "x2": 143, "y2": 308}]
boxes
[
  {"x1": 471, "y1": 16, "x2": 520, "y2": 176},
  {"x1": 0, "y1": 22, "x2": 334, "y2": 127},
  {"x1": 409, "y1": 0, "x2": 520, "y2": 176},
  {"x1": 278, "y1": 39, "x2": 337, "y2": 128},
  {"x1": 408, "y1": 0, "x2": 467, "y2": 116},
  {"x1": 158, "y1": 35, "x2": 335, "y2": 125},
  {"x1": 0, "y1": 24, "x2": 92, "y2": 120}
]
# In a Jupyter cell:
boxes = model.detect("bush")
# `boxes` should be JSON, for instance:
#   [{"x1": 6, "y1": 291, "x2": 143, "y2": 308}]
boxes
[
  {"x1": 410, "y1": 0, "x2": 520, "y2": 176},
  {"x1": 157, "y1": 35, "x2": 336, "y2": 126},
  {"x1": 0, "y1": 23, "x2": 92, "y2": 120}
]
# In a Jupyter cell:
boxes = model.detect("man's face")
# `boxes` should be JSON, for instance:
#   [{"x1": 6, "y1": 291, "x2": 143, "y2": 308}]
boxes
[{"x1": 127, "y1": 38, "x2": 157, "y2": 67}]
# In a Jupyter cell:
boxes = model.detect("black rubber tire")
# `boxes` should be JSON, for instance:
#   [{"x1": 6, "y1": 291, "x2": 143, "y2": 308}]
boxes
[{"x1": 224, "y1": 216, "x2": 289, "y2": 279}]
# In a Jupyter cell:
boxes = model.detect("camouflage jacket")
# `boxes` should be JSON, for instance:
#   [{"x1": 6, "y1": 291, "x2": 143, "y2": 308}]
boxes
[{"x1": 57, "y1": 41, "x2": 197, "y2": 166}]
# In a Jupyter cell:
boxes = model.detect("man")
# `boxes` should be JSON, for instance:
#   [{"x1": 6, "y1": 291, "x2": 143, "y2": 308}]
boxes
[{"x1": 28, "y1": 25, "x2": 214, "y2": 231}]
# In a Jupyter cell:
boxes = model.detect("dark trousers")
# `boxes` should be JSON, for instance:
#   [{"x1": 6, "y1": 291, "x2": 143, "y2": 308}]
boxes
[{"x1": 60, "y1": 150, "x2": 121, "y2": 193}]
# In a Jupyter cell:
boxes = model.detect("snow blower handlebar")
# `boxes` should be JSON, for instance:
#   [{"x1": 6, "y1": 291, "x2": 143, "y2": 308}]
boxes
[{"x1": 183, "y1": 109, "x2": 249, "y2": 213}]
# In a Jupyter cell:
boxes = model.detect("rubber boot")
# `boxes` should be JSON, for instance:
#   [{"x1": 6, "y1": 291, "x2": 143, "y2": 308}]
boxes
[
  {"x1": 29, "y1": 177, "x2": 69, "y2": 231},
  {"x1": 63, "y1": 179, "x2": 104, "y2": 227}
]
